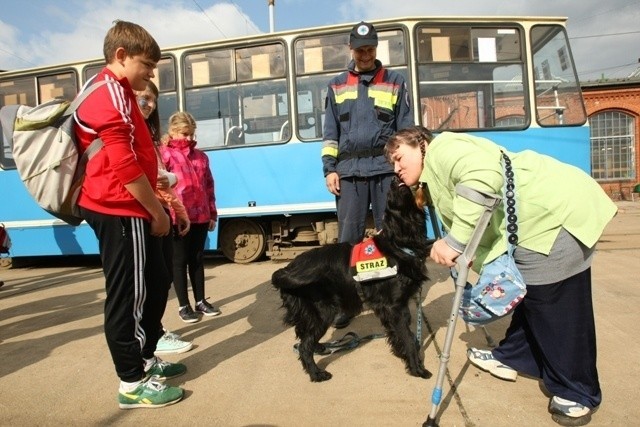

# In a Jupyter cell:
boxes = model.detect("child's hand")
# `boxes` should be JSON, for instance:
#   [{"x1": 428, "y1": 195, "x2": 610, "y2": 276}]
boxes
[
  {"x1": 157, "y1": 170, "x2": 177, "y2": 189},
  {"x1": 209, "y1": 219, "x2": 216, "y2": 231},
  {"x1": 177, "y1": 216, "x2": 190, "y2": 236},
  {"x1": 156, "y1": 173, "x2": 170, "y2": 189},
  {"x1": 150, "y1": 211, "x2": 170, "y2": 237}
]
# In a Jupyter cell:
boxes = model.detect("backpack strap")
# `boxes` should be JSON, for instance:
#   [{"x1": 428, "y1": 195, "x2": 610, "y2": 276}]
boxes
[
  {"x1": 71, "y1": 80, "x2": 109, "y2": 179},
  {"x1": 65, "y1": 80, "x2": 110, "y2": 118},
  {"x1": 0, "y1": 104, "x2": 20, "y2": 144},
  {"x1": 73, "y1": 137, "x2": 103, "y2": 182}
]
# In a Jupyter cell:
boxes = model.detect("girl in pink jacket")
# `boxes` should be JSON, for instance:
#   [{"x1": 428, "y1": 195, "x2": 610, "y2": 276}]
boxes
[{"x1": 161, "y1": 112, "x2": 220, "y2": 323}]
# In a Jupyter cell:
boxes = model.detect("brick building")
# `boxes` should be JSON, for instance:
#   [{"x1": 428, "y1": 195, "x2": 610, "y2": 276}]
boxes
[{"x1": 582, "y1": 77, "x2": 640, "y2": 200}]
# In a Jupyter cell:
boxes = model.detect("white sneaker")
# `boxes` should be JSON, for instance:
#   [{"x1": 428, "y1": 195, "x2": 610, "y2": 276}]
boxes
[
  {"x1": 549, "y1": 396, "x2": 595, "y2": 426},
  {"x1": 154, "y1": 331, "x2": 193, "y2": 355},
  {"x1": 467, "y1": 347, "x2": 518, "y2": 381}
]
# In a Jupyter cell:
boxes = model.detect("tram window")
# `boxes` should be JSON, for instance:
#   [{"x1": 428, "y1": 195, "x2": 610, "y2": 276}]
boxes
[
  {"x1": 378, "y1": 30, "x2": 408, "y2": 66},
  {"x1": 416, "y1": 24, "x2": 527, "y2": 131},
  {"x1": 185, "y1": 50, "x2": 233, "y2": 87},
  {"x1": 418, "y1": 27, "x2": 470, "y2": 62},
  {"x1": 236, "y1": 44, "x2": 285, "y2": 82},
  {"x1": 472, "y1": 28, "x2": 521, "y2": 62},
  {"x1": 38, "y1": 72, "x2": 77, "y2": 103},
  {"x1": 294, "y1": 75, "x2": 328, "y2": 140},
  {"x1": 418, "y1": 26, "x2": 521, "y2": 64},
  {"x1": 0, "y1": 76, "x2": 36, "y2": 107},
  {"x1": 184, "y1": 42, "x2": 289, "y2": 149},
  {"x1": 83, "y1": 63, "x2": 103, "y2": 83},
  {"x1": 0, "y1": 76, "x2": 36, "y2": 168},
  {"x1": 152, "y1": 57, "x2": 179, "y2": 132},
  {"x1": 295, "y1": 29, "x2": 406, "y2": 75},
  {"x1": 295, "y1": 34, "x2": 350, "y2": 74},
  {"x1": 158, "y1": 91, "x2": 177, "y2": 132},
  {"x1": 531, "y1": 25, "x2": 586, "y2": 126},
  {"x1": 293, "y1": 28, "x2": 408, "y2": 140},
  {"x1": 155, "y1": 57, "x2": 176, "y2": 91},
  {"x1": 186, "y1": 86, "x2": 235, "y2": 149}
]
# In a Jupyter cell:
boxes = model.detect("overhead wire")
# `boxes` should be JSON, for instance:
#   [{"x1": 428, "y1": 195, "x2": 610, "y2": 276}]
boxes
[
  {"x1": 229, "y1": 1, "x2": 263, "y2": 33},
  {"x1": 570, "y1": 30, "x2": 640, "y2": 40},
  {"x1": 566, "y1": 0, "x2": 640, "y2": 78},
  {"x1": 192, "y1": 0, "x2": 228, "y2": 37}
]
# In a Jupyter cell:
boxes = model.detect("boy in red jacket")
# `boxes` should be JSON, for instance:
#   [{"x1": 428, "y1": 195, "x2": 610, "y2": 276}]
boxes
[{"x1": 74, "y1": 20, "x2": 184, "y2": 409}]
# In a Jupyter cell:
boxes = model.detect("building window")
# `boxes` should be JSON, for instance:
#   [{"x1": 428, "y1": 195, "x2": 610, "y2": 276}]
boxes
[
  {"x1": 590, "y1": 111, "x2": 636, "y2": 180},
  {"x1": 495, "y1": 115, "x2": 525, "y2": 127},
  {"x1": 557, "y1": 46, "x2": 568, "y2": 71}
]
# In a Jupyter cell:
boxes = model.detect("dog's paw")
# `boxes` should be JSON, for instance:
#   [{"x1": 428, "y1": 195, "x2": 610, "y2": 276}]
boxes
[
  {"x1": 410, "y1": 366, "x2": 433, "y2": 379},
  {"x1": 310, "y1": 370, "x2": 333, "y2": 382}
]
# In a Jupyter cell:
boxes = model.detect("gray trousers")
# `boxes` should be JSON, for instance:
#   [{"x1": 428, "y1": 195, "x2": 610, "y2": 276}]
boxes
[{"x1": 336, "y1": 174, "x2": 393, "y2": 244}]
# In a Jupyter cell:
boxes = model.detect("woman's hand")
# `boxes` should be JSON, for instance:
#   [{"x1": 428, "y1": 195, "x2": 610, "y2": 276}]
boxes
[{"x1": 429, "y1": 239, "x2": 459, "y2": 267}]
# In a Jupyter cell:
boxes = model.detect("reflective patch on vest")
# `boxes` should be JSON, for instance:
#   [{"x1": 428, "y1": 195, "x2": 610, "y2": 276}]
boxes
[
  {"x1": 369, "y1": 83, "x2": 399, "y2": 110},
  {"x1": 334, "y1": 85, "x2": 358, "y2": 104}
]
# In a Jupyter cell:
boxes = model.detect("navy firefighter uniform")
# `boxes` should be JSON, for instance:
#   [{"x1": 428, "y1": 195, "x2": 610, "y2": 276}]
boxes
[{"x1": 322, "y1": 58, "x2": 414, "y2": 243}]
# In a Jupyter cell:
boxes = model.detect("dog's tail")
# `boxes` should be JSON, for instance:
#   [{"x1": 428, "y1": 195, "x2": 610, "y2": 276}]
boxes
[{"x1": 272, "y1": 265, "x2": 315, "y2": 290}]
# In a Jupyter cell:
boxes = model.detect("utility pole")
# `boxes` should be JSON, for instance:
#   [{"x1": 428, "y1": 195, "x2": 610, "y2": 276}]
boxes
[{"x1": 268, "y1": 0, "x2": 275, "y2": 33}]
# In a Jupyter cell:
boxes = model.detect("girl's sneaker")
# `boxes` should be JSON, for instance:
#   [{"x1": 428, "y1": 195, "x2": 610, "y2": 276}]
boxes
[
  {"x1": 178, "y1": 305, "x2": 200, "y2": 323},
  {"x1": 155, "y1": 330, "x2": 193, "y2": 355},
  {"x1": 195, "y1": 299, "x2": 221, "y2": 317}
]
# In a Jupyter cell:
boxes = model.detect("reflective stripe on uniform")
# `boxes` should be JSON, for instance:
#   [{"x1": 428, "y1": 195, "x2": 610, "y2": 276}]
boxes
[
  {"x1": 321, "y1": 146, "x2": 339, "y2": 158},
  {"x1": 334, "y1": 68, "x2": 399, "y2": 109},
  {"x1": 370, "y1": 84, "x2": 398, "y2": 110},
  {"x1": 333, "y1": 85, "x2": 358, "y2": 104}
]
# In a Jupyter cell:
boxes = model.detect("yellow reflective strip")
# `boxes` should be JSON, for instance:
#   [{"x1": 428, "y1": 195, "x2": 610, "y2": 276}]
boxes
[
  {"x1": 321, "y1": 146, "x2": 338, "y2": 158},
  {"x1": 369, "y1": 89, "x2": 397, "y2": 110},
  {"x1": 335, "y1": 90, "x2": 358, "y2": 104}
]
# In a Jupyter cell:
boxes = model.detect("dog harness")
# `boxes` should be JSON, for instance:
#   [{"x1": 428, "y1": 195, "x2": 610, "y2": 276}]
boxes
[{"x1": 350, "y1": 237, "x2": 398, "y2": 282}]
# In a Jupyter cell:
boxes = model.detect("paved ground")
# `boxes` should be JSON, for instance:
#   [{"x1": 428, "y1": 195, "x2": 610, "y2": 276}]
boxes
[{"x1": 0, "y1": 201, "x2": 639, "y2": 426}]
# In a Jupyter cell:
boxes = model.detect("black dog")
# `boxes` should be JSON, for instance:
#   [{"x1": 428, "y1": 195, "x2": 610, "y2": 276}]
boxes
[{"x1": 272, "y1": 178, "x2": 432, "y2": 382}]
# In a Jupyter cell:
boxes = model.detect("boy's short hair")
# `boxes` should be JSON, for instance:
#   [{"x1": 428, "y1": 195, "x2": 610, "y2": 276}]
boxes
[
  {"x1": 168, "y1": 111, "x2": 197, "y2": 136},
  {"x1": 103, "y1": 20, "x2": 161, "y2": 64}
]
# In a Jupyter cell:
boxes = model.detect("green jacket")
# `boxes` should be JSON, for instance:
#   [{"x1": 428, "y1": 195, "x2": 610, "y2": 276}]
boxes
[{"x1": 420, "y1": 132, "x2": 617, "y2": 271}]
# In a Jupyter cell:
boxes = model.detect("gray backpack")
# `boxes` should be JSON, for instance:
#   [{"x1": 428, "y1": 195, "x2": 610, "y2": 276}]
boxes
[{"x1": 0, "y1": 81, "x2": 106, "y2": 226}]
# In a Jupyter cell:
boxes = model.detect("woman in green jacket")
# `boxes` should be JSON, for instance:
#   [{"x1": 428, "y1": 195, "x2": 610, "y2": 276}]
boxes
[{"x1": 386, "y1": 126, "x2": 617, "y2": 427}]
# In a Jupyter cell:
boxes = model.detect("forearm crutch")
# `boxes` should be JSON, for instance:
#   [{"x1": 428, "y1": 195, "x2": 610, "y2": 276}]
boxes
[{"x1": 424, "y1": 185, "x2": 501, "y2": 427}]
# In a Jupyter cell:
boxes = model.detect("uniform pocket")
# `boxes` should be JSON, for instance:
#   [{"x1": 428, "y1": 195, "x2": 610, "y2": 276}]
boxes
[
  {"x1": 339, "y1": 112, "x2": 350, "y2": 133},
  {"x1": 375, "y1": 107, "x2": 394, "y2": 123}
]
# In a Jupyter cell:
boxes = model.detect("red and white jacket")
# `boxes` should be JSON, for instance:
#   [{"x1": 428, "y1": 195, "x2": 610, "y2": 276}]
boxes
[{"x1": 74, "y1": 68, "x2": 158, "y2": 220}]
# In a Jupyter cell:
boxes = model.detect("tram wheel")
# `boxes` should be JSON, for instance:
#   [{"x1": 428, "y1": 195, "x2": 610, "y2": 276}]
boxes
[{"x1": 219, "y1": 219, "x2": 267, "y2": 263}]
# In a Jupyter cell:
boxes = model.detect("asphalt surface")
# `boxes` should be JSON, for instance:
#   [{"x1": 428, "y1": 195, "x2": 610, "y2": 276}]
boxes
[{"x1": 0, "y1": 201, "x2": 638, "y2": 426}]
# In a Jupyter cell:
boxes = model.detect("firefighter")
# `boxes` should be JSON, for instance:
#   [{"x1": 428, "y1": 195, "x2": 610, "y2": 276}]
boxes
[{"x1": 322, "y1": 21, "x2": 414, "y2": 328}]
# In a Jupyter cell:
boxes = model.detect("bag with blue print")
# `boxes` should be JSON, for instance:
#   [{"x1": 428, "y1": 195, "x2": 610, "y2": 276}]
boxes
[{"x1": 459, "y1": 151, "x2": 526, "y2": 325}]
